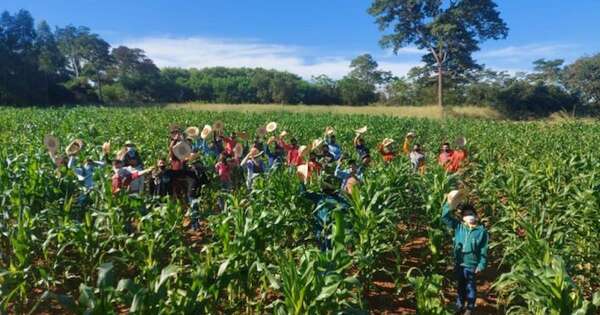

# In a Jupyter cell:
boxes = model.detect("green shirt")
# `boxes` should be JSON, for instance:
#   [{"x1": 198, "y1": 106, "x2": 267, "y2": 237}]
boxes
[{"x1": 441, "y1": 203, "x2": 489, "y2": 271}]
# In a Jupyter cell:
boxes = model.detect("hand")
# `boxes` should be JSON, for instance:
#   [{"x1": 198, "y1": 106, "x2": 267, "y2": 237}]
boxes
[{"x1": 475, "y1": 268, "x2": 482, "y2": 275}]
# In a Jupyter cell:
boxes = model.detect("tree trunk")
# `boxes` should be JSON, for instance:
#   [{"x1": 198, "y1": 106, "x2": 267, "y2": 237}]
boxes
[{"x1": 437, "y1": 62, "x2": 443, "y2": 107}]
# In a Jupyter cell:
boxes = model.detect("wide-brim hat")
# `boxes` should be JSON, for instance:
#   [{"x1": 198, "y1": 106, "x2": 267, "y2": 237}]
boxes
[
  {"x1": 246, "y1": 147, "x2": 263, "y2": 159},
  {"x1": 65, "y1": 139, "x2": 84, "y2": 155},
  {"x1": 200, "y1": 125, "x2": 212, "y2": 139},
  {"x1": 212, "y1": 120, "x2": 224, "y2": 132},
  {"x1": 312, "y1": 139, "x2": 323, "y2": 150},
  {"x1": 298, "y1": 145, "x2": 309, "y2": 158},
  {"x1": 455, "y1": 136, "x2": 467, "y2": 147},
  {"x1": 355, "y1": 126, "x2": 368, "y2": 134},
  {"x1": 173, "y1": 141, "x2": 193, "y2": 160},
  {"x1": 267, "y1": 136, "x2": 277, "y2": 145},
  {"x1": 406, "y1": 132, "x2": 416, "y2": 138},
  {"x1": 233, "y1": 143, "x2": 244, "y2": 159},
  {"x1": 102, "y1": 141, "x2": 111, "y2": 154},
  {"x1": 44, "y1": 135, "x2": 59, "y2": 153},
  {"x1": 325, "y1": 126, "x2": 335, "y2": 136},
  {"x1": 266, "y1": 122, "x2": 278, "y2": 133},
  {"x1": 381, "y1": 138, "x2": 395, "y2": 147},
  {"x1": 297, "y1": 164, "x2": 309, "y2": 180},
  {"x1": 447, "y1": 190, "x2": 464, "y2": 208},
  {"x1": 185, "y1": 126, "x2": 200, "y2": 139},
  {"x1": 257, "y1": 127, "x2": 267, "y2": 137},
  {"x1": 116, "y1": 147, "x2": 128, "y2": 161},
  {"x1": 279, "y1": 130, "x2": 288, "y2": 138}
]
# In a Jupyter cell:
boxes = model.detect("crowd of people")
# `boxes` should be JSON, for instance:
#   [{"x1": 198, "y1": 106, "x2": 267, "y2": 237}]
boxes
[{"x1": 43, "y1": 121, "x2": 486, "y2": 314}]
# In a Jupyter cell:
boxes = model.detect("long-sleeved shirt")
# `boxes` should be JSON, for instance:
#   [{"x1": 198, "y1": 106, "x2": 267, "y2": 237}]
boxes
[
  {"x1": 334, "y1": 164, "x2": 364, "y2": 191},
  {"x1": 126, "y1": 165, "x2": 144, "y2": 194},
  {"x1": 111, "y1": 168, "x2": 142, "y2": 194},
  {"x1": 192, "y1": 139, "x2": 217, "y2": 156},
  {"x1": 326, "y1": 139, "x2": 342, "y2": 161},
  {"x1": 279, "y1": 140, "x2": 303, "y2": 166},
  {"x1": 441, "y1": 203, "x2": 488, "y2": 271},
  {"x1": 67, "y1": 156, "x2": 106, "y2": 190},
  {"x1": 264, "y1": 143, "x2": 284, "y2": 169},
  {"x1": 402, "y1": 137, "x2": 412, "y2": 156},
  {"x1": 245, "y1": 159, "x2": 265, "y2": 189}
]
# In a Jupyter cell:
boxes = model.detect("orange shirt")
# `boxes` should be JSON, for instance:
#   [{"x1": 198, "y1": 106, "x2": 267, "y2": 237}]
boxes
[
  {"x1": 447, "y1": 149, "x2": 467, "y2": 173},
  {"x1": 379, "y1": 145, "x2": 395, "y2": 162}
]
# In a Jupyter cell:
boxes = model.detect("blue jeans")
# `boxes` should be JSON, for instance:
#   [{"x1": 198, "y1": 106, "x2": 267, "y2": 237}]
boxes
[{"x1": 455, "y1": 265, "x2": 476, "y2": 310}]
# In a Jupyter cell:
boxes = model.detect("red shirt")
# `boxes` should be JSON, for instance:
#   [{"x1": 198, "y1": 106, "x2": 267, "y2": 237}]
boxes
[
  {"x1": 280, "y1": 140, "x2": 302, "y2": 166},
  {"x1": 379, "y1": 146, "x2": 395, "y2": 162},
  {"x1": 169, "y1": 140, "x2": 184, "y2": 171},
  {"x1": 111, "y1": 170, "x2": 141, "y2": 194},
  {"x1": 215, "y1": 161, "x2": 232, "y2": 183},
  {"x1": 308, "y1": 160, "x2": 321, "y2": 177},
  {"x1": 438, "y1": 150, "x2": 454, "y2": 167},
  {"x1": 447, "y1": 149, "x2": 467, "y2": 173},
  {"x1": 223, "y1": 137, "x2": 237, "y2": 155}
]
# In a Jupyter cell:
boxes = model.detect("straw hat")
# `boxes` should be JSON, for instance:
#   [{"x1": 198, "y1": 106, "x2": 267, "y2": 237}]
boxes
[
  {"x1": 298, "y1": 145, "x2": 309, "y2": 158},
  {"x1": 297, "y1": 164, "x2": 309, "y2": 181},
  {"x1": 185, "y1": 126, "x2": 200, "y2": 139},
  {"x1": 279, "y1": 130, "x2": 288, "y2": 138},
  {"x1": 325, "y1": 126, "x2": 335, "y2": 136},
  {"x1": 173, "y1": 141, "x2": 193, "y2": 160},
  {"x1": 102, "y1": 142, "x2": 111, "y2": 155},
  {"x1": 447, "y1": 190, "x2": 465, "y2": 209},
  {"x1": 381, "y1": 138, "x2": 395, "y2": 147},
  {"x1": 246, "y1": 147, "x2": 263, "y2": 159},
  {"x1": 355, "y1": 126, "x2": 368, "y2": 134},
  {"x1": 345, "y1": 177, "x2": 359, "y2": 194},
  {"x1": 257, "y1": 127, "x2": 267, "y2": 137},
  {"x1": 455, "y1": 136, "x2": 467, "y2": 147},
  {"x1": 44, "y1": 135, "x2": 59, "y2": 153},
  {"x1": 200, "y1": 125, "x2": 212, "y2": 139},
  {"x1": 266, "y1": 122, "x2": 278, "y2": 133},
  {"x1": 406, "y1": 132, "x2": 416, "y2": 138},
  {"x1": 212, "y1": 120, "x2": 224, "y2": 132},
  {"x1": 65, "y1": 139, "x2": 84, "y2": 156},
  {"x1": 233, "y1": 143, "x2": 244, "y2": 159},
  {"x1": 267, "y1": 136, "x2": 277, "y2": 145},
  {"x1": 116, "y1": 147, "x2": 128, "y2": 161},
  {"x1": 312, "y1": 139, "x2": 324, "y2": 150}
]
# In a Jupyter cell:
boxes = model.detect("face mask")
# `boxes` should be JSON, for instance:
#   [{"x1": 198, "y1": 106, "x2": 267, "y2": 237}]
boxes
[{"x1": 463, "y1": 215, "x2": 476, "y2": 226}]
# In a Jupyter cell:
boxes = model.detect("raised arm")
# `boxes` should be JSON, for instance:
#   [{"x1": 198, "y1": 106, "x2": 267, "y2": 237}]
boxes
[{"x1": 441, "y1": 202, "x2": 460, "y2": 230}]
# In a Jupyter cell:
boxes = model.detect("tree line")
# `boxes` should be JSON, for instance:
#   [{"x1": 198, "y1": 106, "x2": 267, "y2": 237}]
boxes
[{"x1": 1, "y1": 9, "x2": 599, "y2": 116}]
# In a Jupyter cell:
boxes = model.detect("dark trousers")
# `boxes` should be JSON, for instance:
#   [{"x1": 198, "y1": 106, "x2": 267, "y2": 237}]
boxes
[{"x1": 455, "y1": 265, "x2": 477, "y2": 310}]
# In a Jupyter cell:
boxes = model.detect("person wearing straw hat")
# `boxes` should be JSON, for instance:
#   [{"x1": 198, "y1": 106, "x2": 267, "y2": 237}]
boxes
[
  {"x1": 123, "y1": 140, "x2": 144, "y2": 168},
  {"x1": 442, "y1": 190, "x2": 488, "y2": 315},
  {"x1": 66, "y1": 141, "x2": 111, "y2": 191},
  {"x1": 242, "y1": 147, "x2": 265, "y2": 190},
  {"x1": 299, "y1": 175, "x2": 349, "y2": 251},
  {"x1": 191, "y1": 125, "x2": 218, "y2": 157},
  {"x1": 353, "y1": 134, "x2": 370, "y2": 160},
  {"x1": 378, "y1": 138, "x2": 396, "y2": 163}
]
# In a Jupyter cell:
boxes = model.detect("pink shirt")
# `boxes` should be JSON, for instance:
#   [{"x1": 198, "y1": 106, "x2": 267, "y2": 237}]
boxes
[{"x1": 215, "y1": 162, "x2": 231, "y2": 183}]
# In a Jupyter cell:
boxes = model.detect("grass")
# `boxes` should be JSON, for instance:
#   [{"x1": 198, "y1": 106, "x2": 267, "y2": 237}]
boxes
[{"x1": 165, "y1": 103, "x2": 505, "y2": 120}]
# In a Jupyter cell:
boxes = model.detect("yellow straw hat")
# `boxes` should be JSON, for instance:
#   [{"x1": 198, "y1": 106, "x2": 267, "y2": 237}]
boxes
[
  {"x1": 355, "y1": 126, "x2": 368, "y2": 134},
  {"x1": 381, "y1": 138, "x2": 395, "y2": 147},
  {"x1": 325, "y1": 126, "x2": 335, "y2": 136},
  {"x1": 266, "y1": 122, "x2": 278, "y2": 133},
  {"x1": 173, "y1": 141, "x2": 193, "y2": 160},
  {"x1": 185, "y1": 126, "x2": 200, "y2": 139},
  {"x1": 200, "y1": 125, "x2": 213, "y2": 139},
  {"x1": 65, "y1": 139, "x2": 84, "y2": 155}
]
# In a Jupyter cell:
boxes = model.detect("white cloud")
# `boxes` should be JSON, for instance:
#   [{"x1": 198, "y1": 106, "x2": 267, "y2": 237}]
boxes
[
  {"x1": 118, "y1": 36, "x2": 420, "y2": 79},
  {"x1": 477, "y1": 43, "x2": 577, "y2": 64}
]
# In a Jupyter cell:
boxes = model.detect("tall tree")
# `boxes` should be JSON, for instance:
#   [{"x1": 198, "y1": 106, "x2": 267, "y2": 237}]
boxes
[
  {"x1": 368, "y1": 0, "x2": 509, "y2": 107},
  {"x1": 564, "y1": 53, "x2": 600, "y2": 108},
  {"x1": 349, "y1": 54, "x2": 392, "y2": 86},
  {"x1": 35, "y1": 20, "x2": 65, "y2": 103},
  {"x1": 530, "y1": 59, "x2": 564, "y2": 85}
]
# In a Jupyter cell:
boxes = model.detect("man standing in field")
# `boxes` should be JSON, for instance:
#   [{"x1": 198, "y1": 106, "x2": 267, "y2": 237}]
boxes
[{"x1": 442, "y1": 190, "x2": 488, "y2": 315}]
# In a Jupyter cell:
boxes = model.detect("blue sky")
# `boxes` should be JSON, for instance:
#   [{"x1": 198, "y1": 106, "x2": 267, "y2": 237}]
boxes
[{"x1": 4, "y1": 0, "x2": 600, "y2": 78}]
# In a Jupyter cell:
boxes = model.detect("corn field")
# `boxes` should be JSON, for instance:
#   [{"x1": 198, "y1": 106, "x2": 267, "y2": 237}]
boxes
[{"x1": 1, "y1": 107, "x2": 599, "y2": 314}]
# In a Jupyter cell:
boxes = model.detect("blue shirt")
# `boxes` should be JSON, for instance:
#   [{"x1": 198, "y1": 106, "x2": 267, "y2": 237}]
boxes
[
  {"x1": 300, "y1": 184, "x2": 349, "y2": 223},
  {"x1": 192, "y1": 139, "x2": 217, "y2": 157},
  {"x1": 68, "y1": 156, "x2": 105, "y2": 190},
  {"x1": 264, "y1": 143, "x2": 284, "y2": 169},
  {"x1": 326, "y1": 139, "x2": 342, "y2": 161},
  {"x1": 334, "y1": 163, "x2": 364, "y2": 191}
]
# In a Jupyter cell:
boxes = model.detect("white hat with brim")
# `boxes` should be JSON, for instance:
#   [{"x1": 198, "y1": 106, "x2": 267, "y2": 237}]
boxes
[
  {"x1": 298, "y1": 145, "x2": 309, "y2": 158},
  {"x1": 266, "y1": 122, "x2": 278, "y2": 133},
  {"x1": 447, "y1": 190, "x2": 465, "y2": 208},
  {"x1": 44, "y1": 135, "x2": 59, "y2": 153},
  {"x1": 325, "y1": 126, "x2": 335, "y2": 136},
  {"x1": 102, "y1": 142, "x2": 111, "y2": 154},
  {"x1": 406, "y1": 132, "x2": 416, "y2": 138},
  {"x1": 312, "y1": 139, "x2": 324, "y2": 150},
  {"x1": 355, "y1": 126, "x2": 368, "y2": 134},
  {"x1": 381, "y1": 138, "x2": 395, "y2": 147},
  {"x1": 65, "y1": 139, "x2": 84, "y2": 156},
  {"x1": 455, "y1": 136, "x2": 467, "y2": 147},
  {"x1": 186, "y1": 126, "x2": 201, "y2": 139},
  {"x1": 297, "y1": 164, "x2": 309, "y2": 181},
  {"x1": 200, "y1": 125, "x2": 212, "y2": 139},
  {"x1": 173, "y1": 141, "x2": 193, "y2": 161}
]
